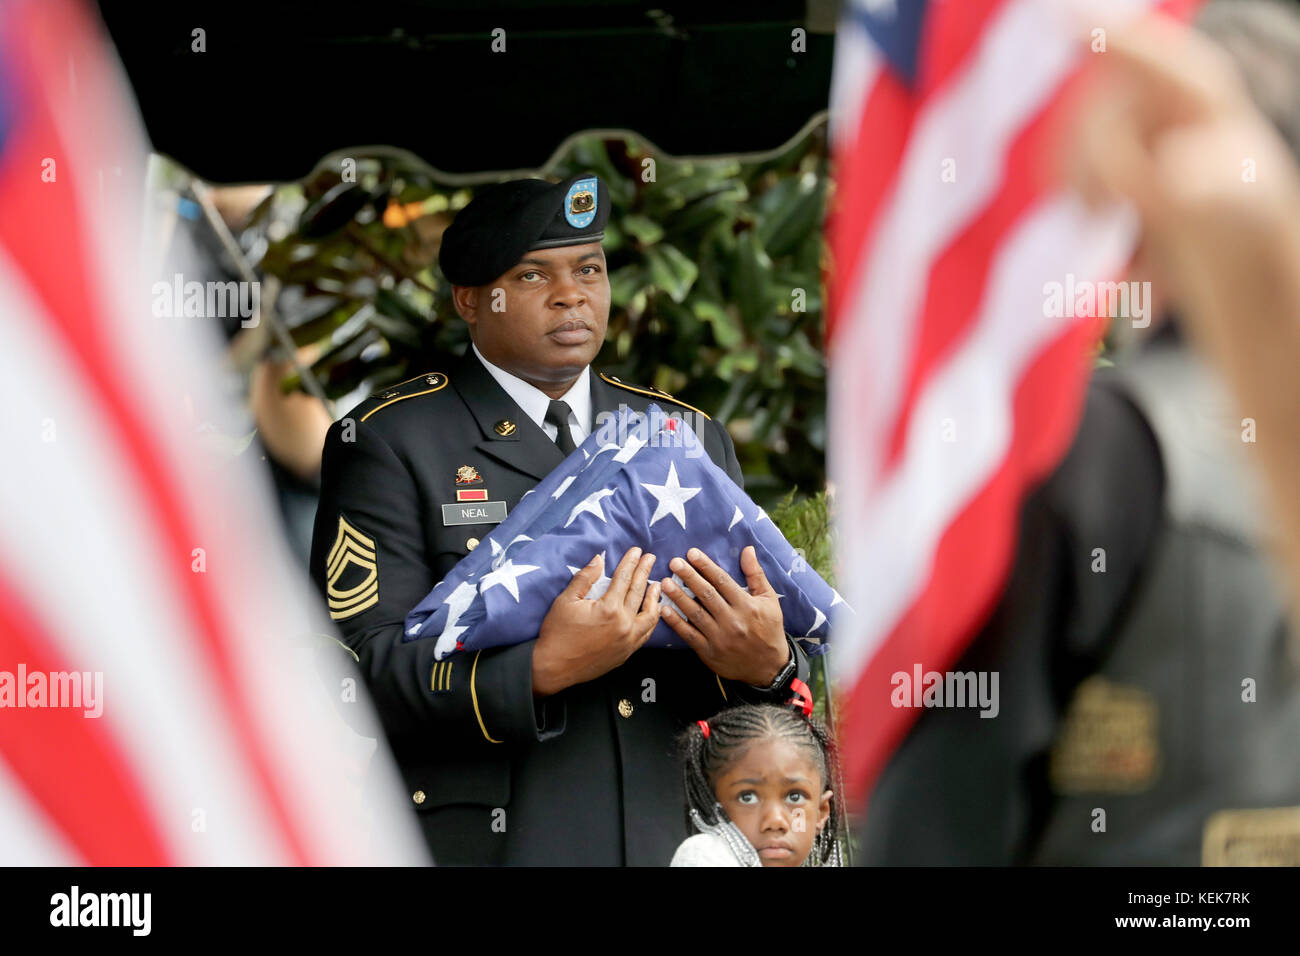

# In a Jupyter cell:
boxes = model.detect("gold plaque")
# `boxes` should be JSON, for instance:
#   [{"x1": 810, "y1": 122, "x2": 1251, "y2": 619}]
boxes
[
  {"x1": 1203, "y1": 807, "x2": 1300, "y2": 866},
  {"x1": 1049, "y1": 676, "x2": 1160, "y2": 793}
]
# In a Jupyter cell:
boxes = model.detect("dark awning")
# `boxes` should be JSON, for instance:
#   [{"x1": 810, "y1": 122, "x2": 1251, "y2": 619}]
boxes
[{"x1": 97, "y1": 0, "x2": 836, "y2": 184}]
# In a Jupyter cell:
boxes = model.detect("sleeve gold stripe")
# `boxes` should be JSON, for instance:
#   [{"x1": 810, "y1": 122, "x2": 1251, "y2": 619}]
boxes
[
  {"x1": 327, "y1": 564, "x2": 379, "y2": 600},
  {"x1": 327, "y1": 546, "x2": 376, "y2": 584},
  {"x1": 716, "y1": 674, "x2": 728, "y2": 701},
  {"x1": 328, "y1": 579, "x2": 378, "y2": 612},
  {"x1": 429, "y1": 661, "x2": 454, "y2": 693},
  {"x1": 470, "y1": 650, "x2": 502, "y2": 744},
  {"x1": 327, "y1": 562, "x2": 377, "y2": 602},
  {"x1": 360, "y1": 374, "x2": 448, "y2": 422},
  {"x1": 328, "y1": 541, "x2": 375, "y2": 576},
  {"x1": 598, "y1": 373, "x2": 712, "y2": 420},
  {"x1": 329, "y1": 592, "x2": 378, "y2": 621},
  {"x1": 328, "y1": 516, "x2": 377, "y2": 567}
]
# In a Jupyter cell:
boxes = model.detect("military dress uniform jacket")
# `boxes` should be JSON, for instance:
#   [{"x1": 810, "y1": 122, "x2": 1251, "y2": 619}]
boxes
[{"x1": 310, "y1": 347, "x2": 808, "y2": 866}]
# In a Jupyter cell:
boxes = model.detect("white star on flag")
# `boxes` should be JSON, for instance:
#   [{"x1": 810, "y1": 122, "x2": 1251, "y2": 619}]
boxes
[
  {"x1": 804, "y1": 606, "x2": 827, "y2": 638},
  {"x1": 479, "y1": 558, "x2": 539, "y2": 602},
  {"x1": 552, "y1": 475, "x2": 577, "y2": 498},
  {"x1": 613, "y1": 432, "x2": 647, "y2": 463},
  {"x1": 490, "y1": 533, "x2": 533, "y2": 570},
  {"x1": 728, "y1": 505, "x2": 744, "y2": 531},
  {"x1": 565, "y1": 486, "x2": 616, "y2": 528},
  {"x1": 640, "y1": 461, "x2": 701, "y2": 530},
  {"x1": 432, "y1": 579, "x2": 480, "y2": 656}
]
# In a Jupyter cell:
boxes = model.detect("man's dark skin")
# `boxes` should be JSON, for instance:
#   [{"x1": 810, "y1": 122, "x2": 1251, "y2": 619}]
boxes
[{"x1": 450, "y1": 240, "x2": 790, "y2": 696}]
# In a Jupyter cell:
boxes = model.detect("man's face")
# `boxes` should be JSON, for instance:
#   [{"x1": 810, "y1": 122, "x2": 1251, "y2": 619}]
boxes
[{"x1": 453, "y1": 241, "x2": 609, "y2": 386}]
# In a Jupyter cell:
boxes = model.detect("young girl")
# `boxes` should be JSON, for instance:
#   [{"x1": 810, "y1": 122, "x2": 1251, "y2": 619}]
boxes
[{"x1": 671, "y1": 690, "x2": 843, "y2": 867}]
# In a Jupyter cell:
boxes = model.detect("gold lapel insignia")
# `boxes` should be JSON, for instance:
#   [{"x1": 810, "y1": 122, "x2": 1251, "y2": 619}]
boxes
[
  {"x1": 455, "y1": 465, "x2": 482, "y2": 485},
  {"x1": 326, "y1": 515, "x2": 379, "y2": 621},
  {"x1": 494, "y1": 419, "x2": 517, "y2": 437}
]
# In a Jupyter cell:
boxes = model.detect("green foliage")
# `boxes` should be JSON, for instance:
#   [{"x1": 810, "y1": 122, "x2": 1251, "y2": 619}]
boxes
[
  {"x1": 768, "y1": 488, "x2": 835, "y2": 587},
  {"x1": 254, "y1": 130, "x2": 831, "y2": 507}
]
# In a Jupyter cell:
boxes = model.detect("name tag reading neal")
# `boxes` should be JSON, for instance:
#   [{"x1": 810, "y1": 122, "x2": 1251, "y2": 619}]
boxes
[{"x1": 441, "y1": 500, "x2": 508, "y2": 526}]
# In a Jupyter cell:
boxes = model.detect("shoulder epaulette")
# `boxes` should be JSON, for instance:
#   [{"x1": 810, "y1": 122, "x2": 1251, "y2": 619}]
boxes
[
  {"x1": 359, "y1": 371, "x2": 449, "y2": 422},
  {"x1": 599, "y1": 372, "x2": 711, "y2": 421}
]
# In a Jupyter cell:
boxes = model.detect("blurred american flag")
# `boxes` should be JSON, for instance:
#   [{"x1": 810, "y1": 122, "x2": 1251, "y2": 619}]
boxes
[{"x1": 0, "y1": 0, "x2": 423, "y2": 864}]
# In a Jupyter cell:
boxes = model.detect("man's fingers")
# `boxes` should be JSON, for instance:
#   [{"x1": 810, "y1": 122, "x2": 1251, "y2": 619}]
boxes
[
  {"x1": 632, "y1": 582, "x2": 663, "y2": 645},
  {"x1": 660, "y1": 576, "x2": 718, "y2": 640},
  {"x1": 740, "y1": 546, "x2": 776, "y2": 597},
  {"x1": 559, "y1": 552, "x2": 604, "y2": 600},
  {"x1": 660, "y1": 600, "x2": 709, "y2": 656},
  {"x1": 603, "y1": 546, "x2": 643, "y2": 605},
  {"x1": 684, "y1": 547, "x2": 748, "y2": 604},
  {"x1": 624, "y1": 551, "x2": 657, "y2": 612},
  {"x1": 668, "y1": 555, "x2": 729, "y2": 618}
]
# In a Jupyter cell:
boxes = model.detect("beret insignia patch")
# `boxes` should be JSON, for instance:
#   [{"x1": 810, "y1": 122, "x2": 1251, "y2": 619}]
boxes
[
  {"x1": 326, "y1": 515, "x2": 379, "y2": 621},
  {"x1": 565, "y1": 177, "x2": 598, "y2": 228}
]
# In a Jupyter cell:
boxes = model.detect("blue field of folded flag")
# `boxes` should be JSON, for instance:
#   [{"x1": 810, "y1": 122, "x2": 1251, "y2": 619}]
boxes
[{"x1": 404, "y1": 404, "x2": 847, "y2": 660}]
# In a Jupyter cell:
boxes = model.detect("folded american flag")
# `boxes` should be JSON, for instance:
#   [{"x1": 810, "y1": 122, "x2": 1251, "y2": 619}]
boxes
[{"x1": 404, "y1": 404, "x2": 846, "y2": 660}]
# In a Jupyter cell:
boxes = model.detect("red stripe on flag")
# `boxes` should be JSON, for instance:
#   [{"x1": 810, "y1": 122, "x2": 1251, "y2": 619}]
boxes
[
  {"x1": 882, "y1": 67, "x2": 1090, "y2": 472},
  {"x1": 839, "y1": 309, "x2": 1100, "y2": 808},
  {"x1": 0, "y1": 0, "x2": 313, "y2": 864},
  {"x1": 0, "y1": 559, "x2": 173, "y2": 864},
  {"x1": 826, "y1": 0, "x2": 1010, "y2": 346}
]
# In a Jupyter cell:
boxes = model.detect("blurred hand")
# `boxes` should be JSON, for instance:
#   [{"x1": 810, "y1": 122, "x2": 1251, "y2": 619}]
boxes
[
  {"x1": 1070, "y1": 12, "x2": 1300, "y2": 610},
  {"x1": 249, "y1": 347, "x2": 333, "y2": 483},
  {"x1": 660, "y1": 546, "x2": 789, "y2": 686},
  {"x1": 1069, "y1": 14, "x2": 1300, "y2": 311},
  {"x1": 532, "y1": 547, "x2": 661, "y2": 697}
]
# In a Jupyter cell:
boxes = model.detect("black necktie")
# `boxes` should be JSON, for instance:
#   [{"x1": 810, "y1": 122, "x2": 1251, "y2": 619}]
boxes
[{"x1": 545, "y1": 399, "x2": 577, "y2": 455}]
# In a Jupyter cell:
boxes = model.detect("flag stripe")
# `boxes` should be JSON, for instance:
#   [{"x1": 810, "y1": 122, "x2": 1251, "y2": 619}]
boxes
[
  {"x1": 839, "y1": 311, "x2": 1101, "y2": 800},
  {"x1": 831, "y1": 0, "x2": 1105, "y2": 511},
  {"x1": 0, "y1": 1, "x2": 310, "y2": 864},
  {"x1": 0, "y1": 557, "x2": 173, "y2": 864},
  {"x1": 882, "y1": 66, "x2": 1091, "y2": 470},
  {"x1": 0, "y1": 246, "x2": 300, "y2": 864},
  {"x1": 833, "y1": 192, "x2": 1132, "y2": 803},
  {"x1": 826, "y1": 0, "x2": 1010, "y2": 341}
]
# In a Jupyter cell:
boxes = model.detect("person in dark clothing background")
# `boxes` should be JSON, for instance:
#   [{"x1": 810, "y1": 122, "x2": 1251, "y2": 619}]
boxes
[{"x1": 858, "y1": 0, "x2": 1300, "y2": 866}]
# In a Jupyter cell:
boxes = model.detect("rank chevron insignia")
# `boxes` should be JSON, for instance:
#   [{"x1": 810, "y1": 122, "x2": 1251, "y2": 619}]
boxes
[{"x1": 326, "y1": 515, "x2": 379, "y2": 621}]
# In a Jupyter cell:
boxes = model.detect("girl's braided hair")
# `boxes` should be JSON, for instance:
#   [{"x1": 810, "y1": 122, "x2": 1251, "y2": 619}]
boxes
[{"x1": 676, "y1": 702, "x2": 844, "y2": 867}]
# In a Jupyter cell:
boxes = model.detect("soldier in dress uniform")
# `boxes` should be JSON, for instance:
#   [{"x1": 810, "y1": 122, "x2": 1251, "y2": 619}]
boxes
[{"x1": 309, "y1": 173, "x2": 809, "y2": 865}]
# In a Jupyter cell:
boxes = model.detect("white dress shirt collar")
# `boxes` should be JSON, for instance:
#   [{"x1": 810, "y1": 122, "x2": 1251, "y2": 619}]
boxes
[{"x1": 471, "y1": 341, "x2": 592, "y2": 443}]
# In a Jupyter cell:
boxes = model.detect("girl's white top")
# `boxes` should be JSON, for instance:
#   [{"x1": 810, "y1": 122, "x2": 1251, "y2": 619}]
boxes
[{"x1": 670, "y1": 832, "x2": 744, "y2": 867}]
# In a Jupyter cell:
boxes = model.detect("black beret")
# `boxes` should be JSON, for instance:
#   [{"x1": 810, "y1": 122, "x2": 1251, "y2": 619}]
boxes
[{"x1": 438, "y1": 173, "x2": 610, "y2": 286}]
